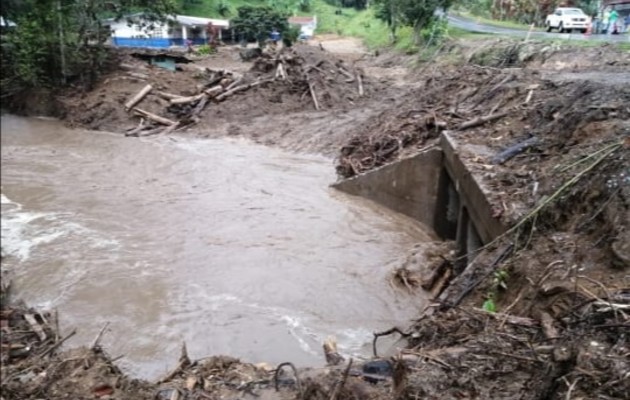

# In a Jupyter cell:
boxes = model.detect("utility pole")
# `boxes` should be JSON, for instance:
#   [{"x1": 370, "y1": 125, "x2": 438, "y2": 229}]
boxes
[{"x1": 57, "y1": 0, "x2": 67, "y2": 84}]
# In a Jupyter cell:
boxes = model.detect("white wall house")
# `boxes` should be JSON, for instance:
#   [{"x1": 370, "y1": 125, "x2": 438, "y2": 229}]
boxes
[
  {"x1": 106, "y1": 14, "x2": 229, "y2": 48},
  {"x1": 288, "y1": 16, "x2": 317, "y2": 40}
]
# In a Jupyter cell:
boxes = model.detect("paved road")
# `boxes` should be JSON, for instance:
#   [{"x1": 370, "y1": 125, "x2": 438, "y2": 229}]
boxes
[{"x1": 446, "y1": 13, "x2": 630, "y2": 43}]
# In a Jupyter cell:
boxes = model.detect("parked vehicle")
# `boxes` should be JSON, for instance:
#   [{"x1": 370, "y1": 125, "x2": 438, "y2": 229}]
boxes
[{"x1": 545, "y1": 7, "x2": 591, "y2": 33}]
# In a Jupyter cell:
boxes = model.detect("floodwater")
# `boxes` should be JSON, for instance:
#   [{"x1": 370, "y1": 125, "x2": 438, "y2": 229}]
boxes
[{"x1": 1, "y1": 115, "x2": 434, "y2": 379}]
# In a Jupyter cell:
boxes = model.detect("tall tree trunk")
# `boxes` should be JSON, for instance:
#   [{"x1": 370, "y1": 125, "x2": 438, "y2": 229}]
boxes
[{"x1": 57, "y1": 0, "x2": 66, "y2": 84}]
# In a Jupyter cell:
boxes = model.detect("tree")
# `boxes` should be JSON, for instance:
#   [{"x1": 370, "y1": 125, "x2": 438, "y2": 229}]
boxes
[
  {"x1": 1, "y1": 0, "x2": 176, "y2": 93},
  {"x1": 374, "y1": 0, "x2": 451, "y2": 44},
  {"x1": 231, "y1": 6, "x2": 289, "y2": 47},
  {"x1": 374, "y1": 0, "x2": 402, "y2": 43},
  {"x1": 399, "y1": 0, "x2": 453, "y2": 44}
]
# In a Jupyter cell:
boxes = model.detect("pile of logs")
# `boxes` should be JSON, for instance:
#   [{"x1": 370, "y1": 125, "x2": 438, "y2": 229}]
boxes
[
  {"x1": 123, "y1": 47, "x2": 368, "y2": 137},
  {"x1": 124, "y1": 68, "x2": 251, "y2": 137}
]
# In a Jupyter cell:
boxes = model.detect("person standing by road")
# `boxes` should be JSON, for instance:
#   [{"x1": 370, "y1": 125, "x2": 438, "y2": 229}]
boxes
[
  {"x1": 270, "y1": 28, "x2": 280, "y2": 43},
  {"x1": 602, "y1": 8, "x2": 611, "y2": 33},
  {"x1": 608, "y1": 8, "x2": 619, "y2": 34}
]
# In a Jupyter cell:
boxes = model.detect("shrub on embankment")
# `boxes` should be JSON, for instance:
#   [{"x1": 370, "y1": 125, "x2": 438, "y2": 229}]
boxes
[{"x1": 0, "y1": 0, "x2": 176, "y2": 100}]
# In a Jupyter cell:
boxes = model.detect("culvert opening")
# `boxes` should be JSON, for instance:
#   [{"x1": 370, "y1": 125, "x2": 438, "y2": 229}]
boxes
[{"x1": 333, "y1": 138, "x2": 501, "y2": 282}]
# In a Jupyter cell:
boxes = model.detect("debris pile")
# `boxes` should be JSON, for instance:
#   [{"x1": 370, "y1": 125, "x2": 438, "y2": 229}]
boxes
[
  {"x1": 335, "y1": 60, "x2": 630, "y2": 181},
  {"x1": 99, "y1": 45, "x2": 378, "y2": 138}
]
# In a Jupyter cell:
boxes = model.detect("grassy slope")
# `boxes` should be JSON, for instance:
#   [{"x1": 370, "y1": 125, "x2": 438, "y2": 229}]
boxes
[{"x1": 177, "y1": 1, "x2": 625, "y2": 52}]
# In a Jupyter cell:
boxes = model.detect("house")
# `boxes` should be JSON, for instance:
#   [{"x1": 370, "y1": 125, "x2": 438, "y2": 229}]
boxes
[
  {"x1": 106, "y1": 14, "x2": 230, "y2": 48},
  {"x1": 0, "y1": 16, "x2": 16, "y2": 29},
  {"x1": 288, "y1": 16, "x2": 317, "y2": 40}
]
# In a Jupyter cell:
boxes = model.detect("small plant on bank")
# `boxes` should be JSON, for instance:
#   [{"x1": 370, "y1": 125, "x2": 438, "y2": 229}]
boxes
[
  {"x1": 195, "y1": 44, "x2": 215, "y2": 55},
  {"x1": 482, "y1": 268, "x2": 509, "y2": 313}
]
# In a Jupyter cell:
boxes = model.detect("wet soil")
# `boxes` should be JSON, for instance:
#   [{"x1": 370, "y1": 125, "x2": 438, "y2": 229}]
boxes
[{"x1": 2, "y1": 37, "x2": 630, "y2": 399}]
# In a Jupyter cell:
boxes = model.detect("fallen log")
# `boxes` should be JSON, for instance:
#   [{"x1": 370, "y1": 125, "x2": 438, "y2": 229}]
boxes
[
  {"x1": 138, "y1": 126, "x2": 165, "y2": 137},
  {"x1": 125, "y1": 118, "x2": 145, "y2": 133},
  {"x1": 215, "y1": 84, "x2": 248, "y2": 101},
  {"x1": 119, "y1": 63, "x2": 139, "y2": 71},
  {"x1": 124, "y1": 84, "x2": 153, "y2": 111},
  {"x1": 323, "y1": 337, "x2": 344, "y2": 366},
  {"x1": 159, "y1": 121, "x2": 182, "y2": 136},
  {"x1": 457, "y1": 111, "x2": 508, "y2": 130},
  {"x1": 133, "y1": 108, "x2": 176, "y2": 126},
  {"x1": 24, "y1": 314, "x2": 47, "y2": 342},
  {"x1": 225, "y1": 78, "x2": 243, "y2": 92},
  {"x1": 214, "y1": 79, "x2": 272, "y2": 102},
  {"x1": 126, "y1": 124, "x2": 156, "y2": 138},
  {"x1": 169, "y1": 93, "x2": 205, "y2": 106},
  {"x1": 156, "y1": 91, "x2": 185, "y2": 101},
  {"x1": 275, "y1": 63, "x2": 287, "y2": 80},
  {"x1": 338, "y1": 67, "x2": 355, "y2": 82},
  {"x1": 308, "y1": 82, "x2": 320, "y2": 110},
  {"x1": 357, "y1": 73, "x2": 364, "y2": 97},
  {"x1": 192, "y1": 95, "x2": 209, "y2": 116},
  {"x1": 204, "y1": 85, "x2": 224, "y2": 98},
  {"x1": 491, "y1": 136, "x2": 539, "y2": 165},
  {"x1": 126, "y1": 72, "x2": 149, "y2": 80},
  {"x1": 430, "y1": 267, "x2": 452, "y2": 298}
]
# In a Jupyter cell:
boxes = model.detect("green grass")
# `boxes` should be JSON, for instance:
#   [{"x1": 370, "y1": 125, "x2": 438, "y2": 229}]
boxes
[
  {"x1": 174, "y1": 0, "x2": 509, "y2": 52},
  {"x1": 300, "y1": 1, "x2": 391, "y2": 49}
]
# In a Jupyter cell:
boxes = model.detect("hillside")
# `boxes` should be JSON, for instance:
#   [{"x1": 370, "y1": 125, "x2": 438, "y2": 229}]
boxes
[{"x1": 177, "y1": 0, "x2": 396, "y2": 49}]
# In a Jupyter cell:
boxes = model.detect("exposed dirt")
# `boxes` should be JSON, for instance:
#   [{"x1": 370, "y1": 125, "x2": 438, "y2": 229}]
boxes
[{"x1": 3, "y1": 37, "x2": 629, "y2": 399}]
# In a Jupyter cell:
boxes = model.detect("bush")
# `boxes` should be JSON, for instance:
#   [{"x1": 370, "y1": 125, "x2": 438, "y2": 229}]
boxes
[
  {"x1": 282, "y1": 24, "x2": 301, "y2": 47},
  {"x1": 196, "y1": 44, "x2": 215, "y2": 55}
]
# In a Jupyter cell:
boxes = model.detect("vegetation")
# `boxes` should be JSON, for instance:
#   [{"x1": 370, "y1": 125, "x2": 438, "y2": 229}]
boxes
[
  {"x1": 373, "y1": 0, "x2": 452, "y2": 44},
  {"x1": 230, "y1": 5, "x2": 289, "y2": 46},
  {"x1": 1, "y1": 0, "x2": 176, "y2": 95},
  {"x1": 453, "y1": 0, "x2": 601, "y2": 26}
]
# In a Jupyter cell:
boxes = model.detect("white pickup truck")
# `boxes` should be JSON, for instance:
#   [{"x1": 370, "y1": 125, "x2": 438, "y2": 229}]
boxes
[{"x1": 545, "y1": 7, "x2": 591, "y2": 33}]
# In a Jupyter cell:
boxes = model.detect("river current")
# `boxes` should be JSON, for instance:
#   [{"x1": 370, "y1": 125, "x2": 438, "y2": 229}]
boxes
[{"x1": 0, "y1": 115, "x2": 432, "y2": 378}]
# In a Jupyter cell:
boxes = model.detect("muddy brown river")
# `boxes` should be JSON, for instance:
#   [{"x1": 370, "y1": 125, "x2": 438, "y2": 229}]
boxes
[{"x1": 1, "y1": 115, "x2": 433, "y2": 379}]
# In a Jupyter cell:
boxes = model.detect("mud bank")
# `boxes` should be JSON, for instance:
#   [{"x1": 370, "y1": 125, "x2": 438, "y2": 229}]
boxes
[{"x1": 2, "y1": 38, "x2": 630, "y2": 399}]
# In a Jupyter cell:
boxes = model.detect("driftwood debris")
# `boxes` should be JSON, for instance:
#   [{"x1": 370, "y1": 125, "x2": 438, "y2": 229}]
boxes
[
  {"x1": 156, "y1": 91, "x2": 185, "y2": 101},
  {"x1": 204, "y1": 85, "x2": 224, "y2": 98},
  {"x1": 169, "y1": 93, "x2": 206, "y2": 106},
  {"x1": 91, "y1": 322, "x2": 110, "y2": 350},
  {"x1": 124, "y1": 84, "x2": 153, "y2": 111},
  {"x1": 323, "y1": 337, "x2": 345, "y2": 366},
  {"x1": 192, "y1": 96, "x2": 209, "y2": 117},
  {"x1": 24, "y1": 314, "x2": 47, "y2": 342},
  {"x1": 308, "y1": 82, "x2": 320, "y2": 110},
  {"x1": 276, "y1": 63, "x2": 287, "y2": 80},
  {"x1": 133, "y1": 108, "x2": 176, "y2": 126},
  {"x1": 338, "y1": 67, "x2": 355, "y2": 82},
  {"x1": 121, "y1": 47, "x2": 373, "y2": 140},
  {"x1": 457, "y1": 110, "x2": 508, "y2": 130},
  {"x1": 491, "y1": 136, "x2": 539, "y2": 165},
  {"x1": 357, "y1": 73, "x2": 364, "y2": 97}
]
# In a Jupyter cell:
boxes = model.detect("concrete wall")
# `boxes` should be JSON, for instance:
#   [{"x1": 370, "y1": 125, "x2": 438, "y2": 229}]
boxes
[
  {"x1": 332, "y1": 149, "x2": 443, "y2": 229},
  {"x1": 440, "y1": 132, "x2": 505, "y2": 245},
  {"x1": 331, "y1": 133, "x2": 506, "y2": 265}
]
